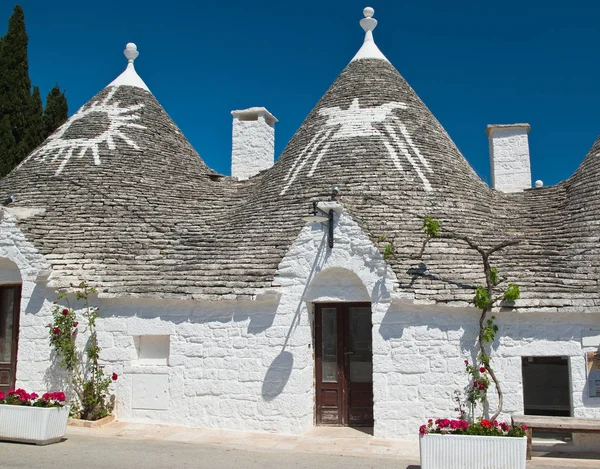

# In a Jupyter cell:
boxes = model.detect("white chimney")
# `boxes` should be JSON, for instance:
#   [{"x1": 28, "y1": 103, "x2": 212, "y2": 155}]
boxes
[
  {"x1": 486, "y1": 124, "x2": 532, "y2": 193},
  {"x1": 231, "y1": 107, "x2": 278, "y2": 180}
]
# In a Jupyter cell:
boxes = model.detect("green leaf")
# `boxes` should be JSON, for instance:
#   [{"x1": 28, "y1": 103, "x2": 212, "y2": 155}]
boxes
[
  {"x1": 490, "y1": 267, "x2": 499, "y2": 286},
  {"x1": 422, "y1": 217, "x2": 440, "y2": 237},
  {"x1": 383, "y1": 243, "x2": 393, "y2": 260},
  {"x1": 474, "y1": 285, "x2": 489, "y2": 310},
  {"x1": 503, "y1": 284, "x2": 520, "y2": 302}
]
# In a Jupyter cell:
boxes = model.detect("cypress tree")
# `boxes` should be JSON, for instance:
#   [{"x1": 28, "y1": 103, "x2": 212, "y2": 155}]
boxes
[
  {"x1": 0, "y1": 115, "x2": 16, "y2": 177},
  {"x1": 0, "y1": 5, "x2": 31, "y2": 166},
  {"x1": 20, "y1": 85, "x2": 44, "y2": 153},
  {"x1": 0, "y1": 6, "x2": 69, "y2": 177},
  {"x1": 43, "y1": 85, "x2": 68, "y2": 138}
]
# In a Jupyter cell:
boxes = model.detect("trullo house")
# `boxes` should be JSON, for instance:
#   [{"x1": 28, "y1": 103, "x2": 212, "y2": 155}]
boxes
[{"x1": 0, "y1": 7, "x2": 599, "y2": 448}]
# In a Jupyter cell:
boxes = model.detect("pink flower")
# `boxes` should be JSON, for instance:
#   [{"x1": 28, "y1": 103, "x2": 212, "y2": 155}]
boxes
[
  {"x1": 419, "y1": 425, "x2": 427, "y2": 435},
  {"x1": 500, "y1": 422, "x2": 510, "y2": 432},
  {"x1": 0, "y1": 391, "x2": 4, "y2": 400},
  {"x1": 522, "y1": 425, "x2": 528, "y2": 431}
]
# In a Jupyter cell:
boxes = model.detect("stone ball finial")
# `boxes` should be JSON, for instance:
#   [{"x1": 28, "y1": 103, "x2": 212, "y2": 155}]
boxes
[
  {"x1": 360, "y1": 7, "x2": 377, "y2": 33},
  {"x1": 535, "y1": 180, "x2": 544, "y2": 188},
  {"x1": 124, "y1": 43, "x2": 139, "y2": 64}
]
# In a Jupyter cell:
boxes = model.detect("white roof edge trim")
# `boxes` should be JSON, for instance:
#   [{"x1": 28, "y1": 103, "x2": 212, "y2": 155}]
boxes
[
  {"x1": 107, "y1": 63, "x2": 150, "y2": 92},
  {"x1": 350, "y1": 7, "x2": 390, "y2": 63},
  {"x1": 351, "y1": 38, "x2": 389, "y2": 62}
]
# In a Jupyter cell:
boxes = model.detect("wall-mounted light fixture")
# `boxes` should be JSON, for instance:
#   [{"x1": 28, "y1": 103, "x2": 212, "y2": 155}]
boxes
[
  {"x1": 302, "y1": 198, "x2": 341, "y2": 249},
  {"x1": 2, "y1": 195, "x2": 14, "y2": 206},
  {"x1": 302, "y1": 201, "x2": 328, "y2": 224}
]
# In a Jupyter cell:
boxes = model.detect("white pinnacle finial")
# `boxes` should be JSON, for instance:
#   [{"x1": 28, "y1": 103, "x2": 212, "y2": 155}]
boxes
[
  {"x1": 124, "y1": 43, "x2": 139, "y2": 64},
  {"x1": 351, "y1": 7, "x2": 388, "y2": 63},
  {"x1": 361, "y1": 7, "x2": 377, "y2": 32},
  {"x1": 106, "y1": 42, "x2": 149, "y2": 91}
]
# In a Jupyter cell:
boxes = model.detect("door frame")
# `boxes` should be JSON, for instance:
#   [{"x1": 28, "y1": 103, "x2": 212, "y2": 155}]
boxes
[
  {"x1": 314, "y1": 301, "x2": 373, "y2": 427},
  {"x1": 0, "y1": 284, "x2": 21, "y2": 392}
]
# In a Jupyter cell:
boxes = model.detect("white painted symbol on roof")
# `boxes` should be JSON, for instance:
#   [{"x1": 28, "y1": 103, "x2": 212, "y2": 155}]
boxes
[
  {"x1": 281, "y1": 98, "x2": 433, "y2": 194},
  {"x1": 21, "y1": 87, "x2": 146, "y2": 175}
]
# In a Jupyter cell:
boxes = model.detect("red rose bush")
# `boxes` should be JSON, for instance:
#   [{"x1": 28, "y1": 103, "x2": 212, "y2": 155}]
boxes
[{"x1": 47, "y1": 282, "x2": 117, "y2": 421}]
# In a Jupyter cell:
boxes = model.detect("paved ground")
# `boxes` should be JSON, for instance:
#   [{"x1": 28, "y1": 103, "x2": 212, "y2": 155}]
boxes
[
  {"x1": 0, "y1": 434, "x2": 408, "y2": 469},
  {"x1": 1, "y1": 422, "x2": 599, "y2": 469}
]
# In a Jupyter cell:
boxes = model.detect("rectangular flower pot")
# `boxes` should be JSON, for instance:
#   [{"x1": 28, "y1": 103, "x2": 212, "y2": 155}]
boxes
[
  {"x1": 0, "y1": 405, "x2": 70, "y2": 445},
  {"x1": 420, "y1": 433, "x2": 527, "y2": 469}
]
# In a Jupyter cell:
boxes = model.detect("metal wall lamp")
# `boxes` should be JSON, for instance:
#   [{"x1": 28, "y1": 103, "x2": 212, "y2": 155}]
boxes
[{"x1": 302, "y1": 201, "x2": 336, "y2": 248}]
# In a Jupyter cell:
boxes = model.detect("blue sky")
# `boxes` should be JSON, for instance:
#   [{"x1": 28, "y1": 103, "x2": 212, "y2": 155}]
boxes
[{"x1": 3, "y1": 1, "x2": 599, "y2": 186}]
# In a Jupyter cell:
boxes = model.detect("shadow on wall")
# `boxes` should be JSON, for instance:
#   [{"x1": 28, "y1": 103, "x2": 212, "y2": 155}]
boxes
[
  {"x1": 260, "y1": 228, "x2": 329, "y2": 401},
  {"x1": 43, "y1": 350, "x2": 73, "y2": 396},
  {"x1": 378, "y1": 305, "x2": 482, "y2": 363},
  {"x1": 261, "y1": 351, "x2": 294, "y2": 401},
  {"x1": 98, "y1": 296, "x2": 280, "y2": 336},
  {"x1": 24, "y1": 282, "x2": 57, "y2": 315}
]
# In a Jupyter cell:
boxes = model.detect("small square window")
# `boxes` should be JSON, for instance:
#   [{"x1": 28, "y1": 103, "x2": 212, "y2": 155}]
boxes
[
  {"x1": 135, "y1": 335, "x2": 170, "y2": 366},
  {"x1": 521, "y1": 356, "x2": 571, "y2": 417}
]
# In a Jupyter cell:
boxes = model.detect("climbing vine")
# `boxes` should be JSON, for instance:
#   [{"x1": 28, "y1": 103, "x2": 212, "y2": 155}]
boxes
[
  {"x1": 419, "y1": 217, "x2": 521, "y2": 421},
  {"x1": 48, "y1": 281, "x2": 117, "y2": 420}
]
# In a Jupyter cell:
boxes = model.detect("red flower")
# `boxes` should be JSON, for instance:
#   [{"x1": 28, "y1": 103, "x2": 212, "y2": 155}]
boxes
[
  {"x1": 62, "y1": 308, "x2": 69, "y2": 315},
  {"x1": 112, "y1": 372, "x2": 118, "y2": 381},
  {"x1": 522, "y1": 425, "x2": 528, "y2": 431},
  {"x1": 53, "y1": 327, "x2": 60, "y2": 335},
  {"x1": 0, "y1": 391, "x2": 4, "y2": 400},
  {"x1": 479, "y1": 367, "x2": 486, "y2": 373},
  {"x1": 464, "y1": 360, "x2": 469, "y2": 365},
  {"x1": 419, "y1": 425, "x2": 427, "y2": 435},
  {"x1": 500, "y1": 422, "x2": 510, "y2": 432},
  {"x1": 481, "y1": 419, "x2": 493, "y2": 429},
  {"x1": 74, "y1": 322, "x2": 78, "y2": 327}
]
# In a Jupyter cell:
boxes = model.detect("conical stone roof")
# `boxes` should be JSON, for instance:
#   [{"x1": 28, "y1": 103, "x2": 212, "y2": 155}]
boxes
[{"x1": 1, "y1": 14, "x2": 599, "y2": 310}]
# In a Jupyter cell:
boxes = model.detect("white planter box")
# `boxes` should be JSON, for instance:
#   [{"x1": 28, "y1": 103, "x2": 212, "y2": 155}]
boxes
[
  {"x1": 0, "y1": 405, "x2": 70, "y2": 445},
  {"x1": 420, "y1": 433, "x2": 527, "y2": 469}
]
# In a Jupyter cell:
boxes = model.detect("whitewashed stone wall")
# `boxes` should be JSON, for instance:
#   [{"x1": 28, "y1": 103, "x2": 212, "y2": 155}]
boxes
[
  {"x1": 231, "y1": 114, "x2": 275, "y2": 180},
  {"x1": 488, "y1": 124, "x2": 532, "y2": 192},
  {"x1": 2, "y1": 207, "x2": 600, "y2": 447},
  {"x1": 373, "y1": 303, "x2": 600, "y2": 444}
]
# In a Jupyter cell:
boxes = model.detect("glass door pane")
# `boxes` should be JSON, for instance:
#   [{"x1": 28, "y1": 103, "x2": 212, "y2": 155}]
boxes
[
  {"x1": 0, "y1": 289, "x2": 15, "y2": 364},
  {"x1": 321, "y1": 308, "x2": 338, "y2": 382},
  {"x1": 348, "y1": 307, "x2": 372, "y2": 383}
]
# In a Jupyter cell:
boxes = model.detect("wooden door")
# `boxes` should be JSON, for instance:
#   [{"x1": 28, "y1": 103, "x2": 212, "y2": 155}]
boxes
[
  {"x1": 315, "y1": 303, "x2": 373, "y2": 427},
  {"x1": 0, "y1": 286, "x2": 21, "y2": 392}
]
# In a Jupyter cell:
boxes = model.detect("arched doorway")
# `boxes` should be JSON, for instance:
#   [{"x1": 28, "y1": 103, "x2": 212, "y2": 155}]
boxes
[
  {"x1": 0, "y1": 259, "x2": 22, "y2": 392},
  {"x1": 307, "y1": 268, "x2": 373, "y2": 427}
]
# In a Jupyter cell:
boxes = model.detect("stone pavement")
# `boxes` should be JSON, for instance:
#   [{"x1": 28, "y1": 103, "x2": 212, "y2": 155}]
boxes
[{"x1": 1, "y1": 421, "x2": 599, "y2": 469}]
